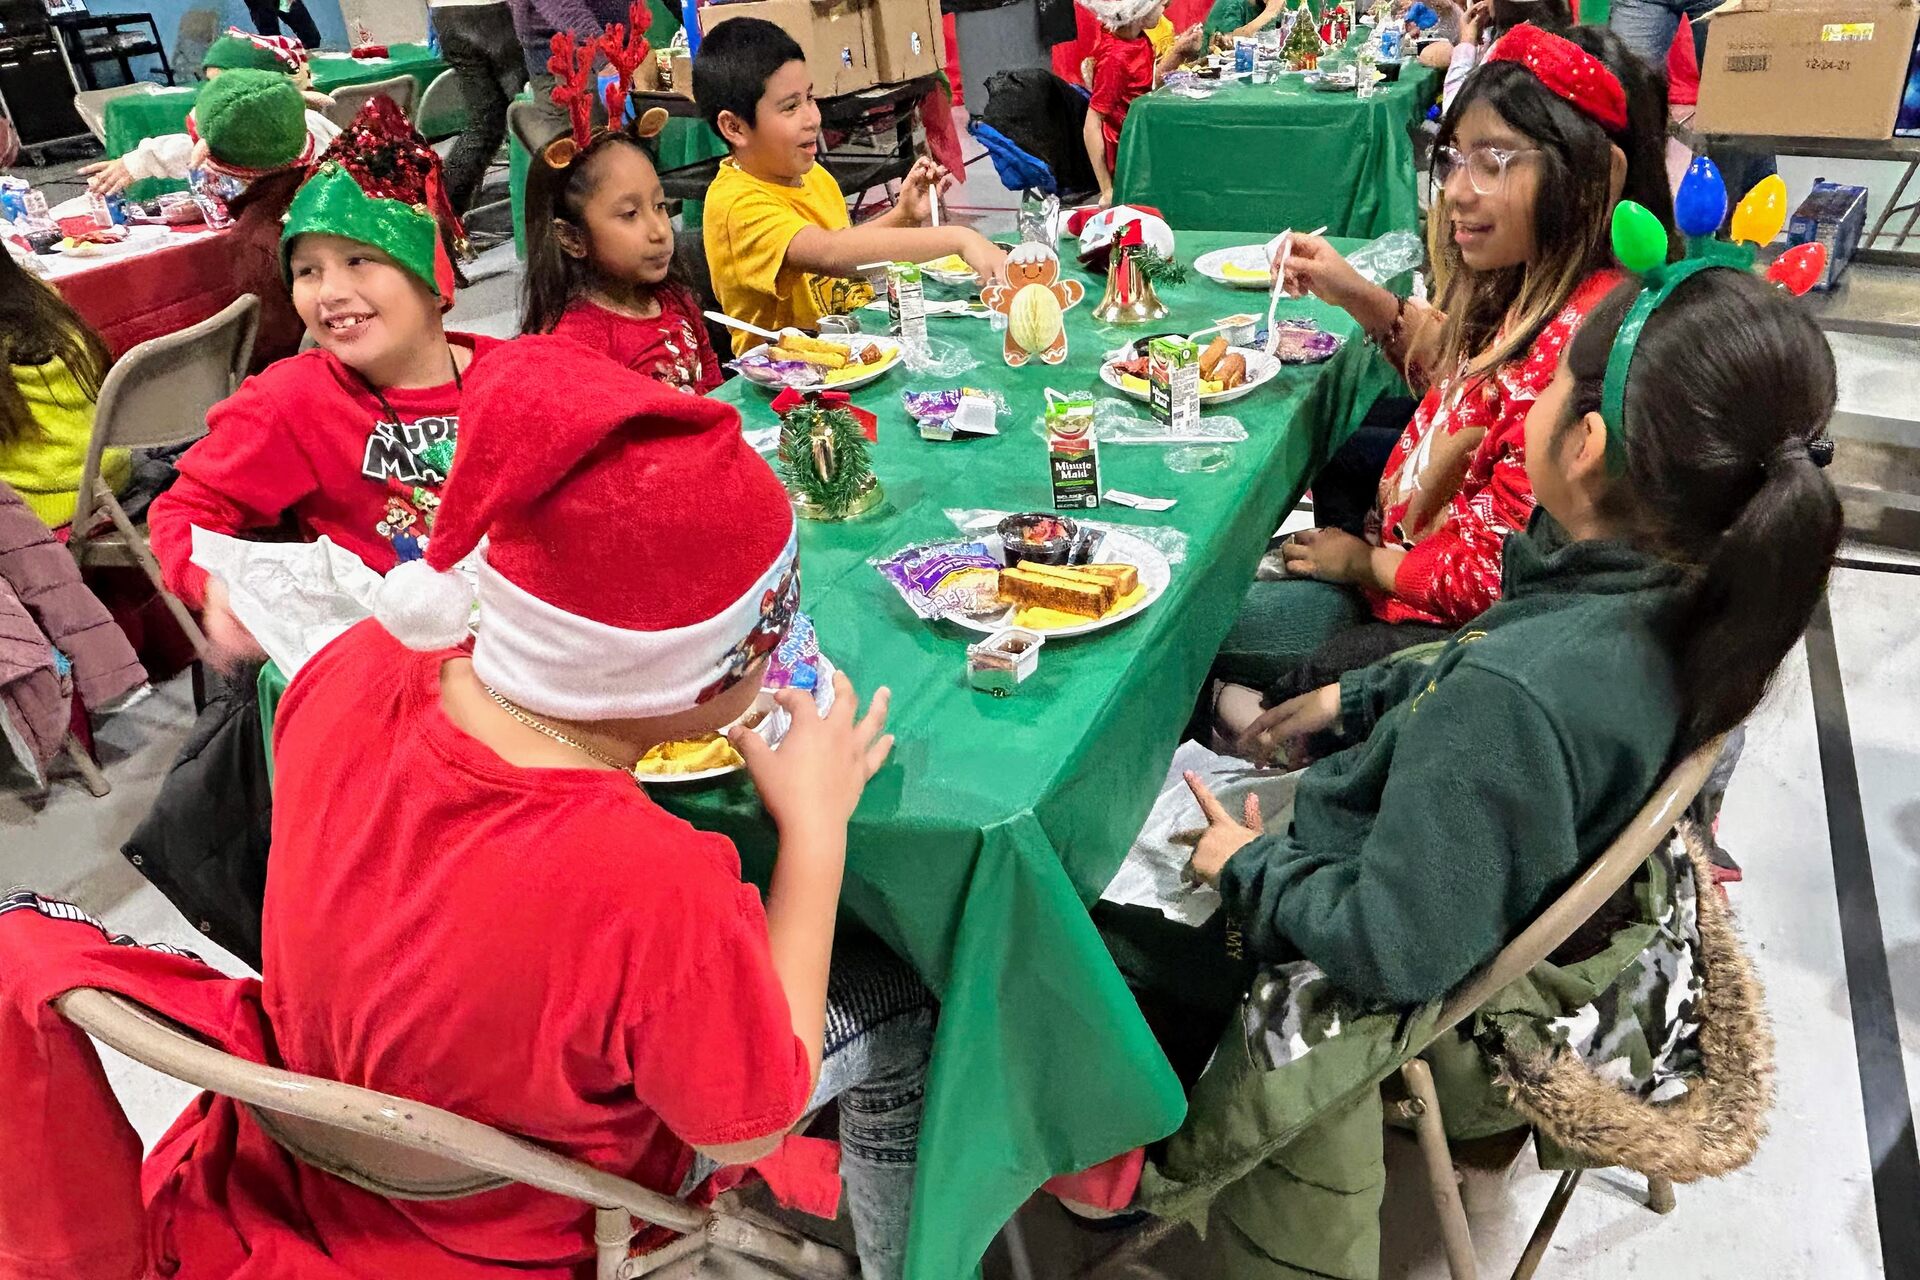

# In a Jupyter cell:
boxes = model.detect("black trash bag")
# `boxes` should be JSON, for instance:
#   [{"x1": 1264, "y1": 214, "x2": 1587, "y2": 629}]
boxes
[
  {"x1": 121, "y1": 664, "x2": 271, "y2": 971},
  {"x1": 973, "y1": 67, "x2": 1098, "y2": 200}
]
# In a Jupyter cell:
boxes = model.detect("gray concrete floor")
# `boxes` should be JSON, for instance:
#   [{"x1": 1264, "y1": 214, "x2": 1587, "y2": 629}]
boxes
[{"x1": 4, "y1": 116, "x2": 1918, "y2": 1280}]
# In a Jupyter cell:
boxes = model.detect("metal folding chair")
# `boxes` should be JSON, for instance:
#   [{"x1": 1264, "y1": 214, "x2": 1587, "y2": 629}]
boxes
[
  {"x1": 66, "y1": 294, "x2": 259, "y2": 665},
  {"x1": 72, "y1": 85, "x2": 147, "y2": 144},
  {"x1": 56, "y1": 987, "x2": 855, "y2": 1280},
  {"x1": 325, "y1": 75, "x2": 419, "y2": 128}
]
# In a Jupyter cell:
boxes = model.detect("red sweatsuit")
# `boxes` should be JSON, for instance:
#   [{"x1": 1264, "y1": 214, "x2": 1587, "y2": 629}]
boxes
[{"x1": 146, "y1": 332, "x2": 503, "y2": 610}]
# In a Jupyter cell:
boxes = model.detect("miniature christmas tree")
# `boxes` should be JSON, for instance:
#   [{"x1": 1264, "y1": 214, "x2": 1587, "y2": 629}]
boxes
[{"x1": 1282, "y1": 0, "x2": 1326, "y2": 69}]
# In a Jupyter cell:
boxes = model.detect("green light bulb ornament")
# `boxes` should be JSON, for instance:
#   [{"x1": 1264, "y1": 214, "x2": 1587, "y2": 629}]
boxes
[{"x1": 1610, "y1": 200, "x2": 1669, "y2": 274}]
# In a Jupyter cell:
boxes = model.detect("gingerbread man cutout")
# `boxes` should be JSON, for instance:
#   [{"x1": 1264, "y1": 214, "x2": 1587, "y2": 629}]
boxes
[{"x1": 982, "y1": 242, "x2": 1084, "y2": 367}]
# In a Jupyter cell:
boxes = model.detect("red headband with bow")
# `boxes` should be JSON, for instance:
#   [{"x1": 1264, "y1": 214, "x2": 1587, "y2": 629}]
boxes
[{"x1": 1485, "y1": 24, "x2": 1628, "y2": 134}]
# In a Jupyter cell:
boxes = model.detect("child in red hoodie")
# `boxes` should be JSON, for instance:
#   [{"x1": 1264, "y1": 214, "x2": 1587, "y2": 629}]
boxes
[{"x1": 147, "y1": 97, "x2": 498, "y2": 670}]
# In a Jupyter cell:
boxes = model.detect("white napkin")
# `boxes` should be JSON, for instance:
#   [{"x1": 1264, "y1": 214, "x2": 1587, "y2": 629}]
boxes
[{"x1": 189, "y1": 530, "x2": 382, "y2": 678}]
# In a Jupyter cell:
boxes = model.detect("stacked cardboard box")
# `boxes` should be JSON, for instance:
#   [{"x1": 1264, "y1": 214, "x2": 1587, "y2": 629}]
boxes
[{"x1": 698, "y1": 0, "x2": 944, "y2": 99}]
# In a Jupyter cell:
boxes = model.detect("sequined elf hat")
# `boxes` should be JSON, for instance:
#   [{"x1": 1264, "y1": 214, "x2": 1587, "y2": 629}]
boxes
[
  {"x1": 278, "y1": 94, "x2": 466, "y2": 304},
  {"x1": 540, "y1": 2, "x2": 670, "y2": 170},
  {"x1": 1600, "y1": 167, "x2": 1836, "y2": 475}
]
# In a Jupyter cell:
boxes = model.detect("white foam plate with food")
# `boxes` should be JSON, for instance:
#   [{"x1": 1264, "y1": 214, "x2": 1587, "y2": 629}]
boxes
[
  {"x1": 1194, "y1": 244, "x2": 1276, "y2": 289},
  {"x1": 918, "y1": 253, "x2": 982, "y2": 286},
  {"x1": 737, "y1": 332, "x2": 903, "y2": 393},
  {"x1": 949, "y1": 529, "x2": 1171, "y2": 639},
  {"x1": 1100, "y1": 344, "x2": 1282, "y2": 406},
  {"x1": 635, "y1": 655, "x2": 838, "y2": 784}
]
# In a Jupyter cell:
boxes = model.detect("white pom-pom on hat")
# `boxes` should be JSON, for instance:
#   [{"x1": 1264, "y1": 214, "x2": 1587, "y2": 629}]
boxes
[{"x1": 375, "y1": 558, "x2": 476, "y2": 650}]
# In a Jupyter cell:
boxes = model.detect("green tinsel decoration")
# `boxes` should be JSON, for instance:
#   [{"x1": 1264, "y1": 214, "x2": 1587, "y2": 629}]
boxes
[
  {"x1": 777, "y1": 400, "x2": 873, "y2": 519},
  {"x1": 1134, "y1": 247, "x2": 1188, "y2": 287}
]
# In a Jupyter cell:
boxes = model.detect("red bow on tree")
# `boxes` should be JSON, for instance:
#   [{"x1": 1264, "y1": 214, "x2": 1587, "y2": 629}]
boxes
[{"x1": 770, "y1": 387, "x2": 879, "y2": 442}]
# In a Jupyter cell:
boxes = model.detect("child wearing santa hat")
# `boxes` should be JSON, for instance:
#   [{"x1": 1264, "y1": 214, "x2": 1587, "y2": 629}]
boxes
[
  {"x1": 226, "y1": 336, "x2": 923, "y2": 1277},
  {"x1": 147, "y1": 95, "x2": 494, "y2": 671}
]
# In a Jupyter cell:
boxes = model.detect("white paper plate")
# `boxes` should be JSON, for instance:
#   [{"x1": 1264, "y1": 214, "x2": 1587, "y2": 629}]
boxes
[
  {"x1": 918, "y1": 256, "x2": 981, "y2": 286},
  {"x1": 1099, "y1": 345, "x2": 1282, "y2": 406},
  {"x1": 946, "y1": 528, "x2": 1171, "y2": 639},
  {"x1": 737, "y1": 333, "x2": 902, "y2": 393},
  {"x1": 1194, "y1": 244, "x2": 1275, "y2": 289},
  {"x1": 636, "y1": 655, "x2": 838, "y2": 784}
]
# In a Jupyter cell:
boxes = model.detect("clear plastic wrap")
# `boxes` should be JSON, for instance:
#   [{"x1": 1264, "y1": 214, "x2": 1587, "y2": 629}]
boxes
[
  {"x1": 1017, "y1": 190, "x2": 1063, "y2": 249},
  {"x1": 944, "y1": 508, "x2": 1190, "y2": 565},
  {"x1": 900, "y1": 333, "x2": 983, "y2": 377},
  {"x1": 1028, "y1": 397, "x2": 1249, "y2": 445},
  {"x1": 1347, "y1": 228, "x2": 1424, "y2": 284}
]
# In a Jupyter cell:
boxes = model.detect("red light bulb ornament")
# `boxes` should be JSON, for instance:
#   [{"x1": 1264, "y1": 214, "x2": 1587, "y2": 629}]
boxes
[{"x1": 1765, "y1": 242, "x2": 1828, "y2": 296}]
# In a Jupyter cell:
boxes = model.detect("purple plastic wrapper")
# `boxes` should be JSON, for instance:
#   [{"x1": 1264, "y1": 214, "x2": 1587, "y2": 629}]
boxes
[
  {"x1": 902, "y1": 388, "x2": 967, "y2": 425},
  {"x1": 766, "y1": 612, "x2": 822, "y2": 692},
  {"x1": 1272, "y1": 319, "x2": 1343, "y2": 364},
  {"x1": 874, "y1": 539, "x2": 1004, "y2": 620},
  {"x1": 733, "y1": 355, "x2": 824, "y2": 388}
]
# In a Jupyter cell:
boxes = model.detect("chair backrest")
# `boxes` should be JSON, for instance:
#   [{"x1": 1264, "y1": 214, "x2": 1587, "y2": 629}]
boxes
[
  {"x1": 506, "y1": 98, "x2": 557, "y2": 159},
  {"x1": 416, "y1": 68, "x2": 464, "y2": 142},
  {"x1": 73, "y1": 85, "x2": 145, "y2": 143},
  {"x1": 1427, "y1": 737, "x2": 1724, "y2": 1040},
  {"x1": 326, "y1": 77, "x2": 419, "y2": 128},
  {"x1": 54, "y1": 987, "x2": 706, "y2": 1231},
  {"x1": 71, "y1": 294, "x2": 258, "y2": 536}
]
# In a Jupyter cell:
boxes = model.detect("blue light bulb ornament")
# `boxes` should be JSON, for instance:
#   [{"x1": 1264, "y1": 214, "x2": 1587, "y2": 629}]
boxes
[{"x1": 1674, "y1": 156, "x2": 1729, "y2": 239}]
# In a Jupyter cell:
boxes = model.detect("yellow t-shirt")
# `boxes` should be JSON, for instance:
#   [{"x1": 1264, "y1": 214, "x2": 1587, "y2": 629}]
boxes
[
  {"x1": 703, "y1": 159, "x2": 876, "y2": 355},
  {"x1": 0, "y1": 355, "x2": 128, "y2": 528},
  {"x1": 1147, "y1": 16, "x2": 1175, "y2": 57}
]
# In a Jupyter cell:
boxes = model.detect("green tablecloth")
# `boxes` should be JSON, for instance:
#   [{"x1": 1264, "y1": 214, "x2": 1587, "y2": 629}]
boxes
[
  {"x1": 1114, "y1": 66, "x2": 1439, "y2": 236},
  {"x1": 105, "y1": 45, "x2": 451, "y2": 200},
  {"x1": 256, "y1": 230, "x2": 1403, "y2": 1280},
  {"x1": 507, "y1": 110, "x2": 729, "y2": 259}
]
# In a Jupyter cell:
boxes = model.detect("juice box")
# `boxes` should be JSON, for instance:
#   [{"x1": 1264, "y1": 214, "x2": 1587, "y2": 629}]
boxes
[
  {"x1": 886, "y1": 261, "x2": 928, "y2": 355},
  {"x1": 1148, "y1": 336, "x2": 1200, "y2": 431},
  {"x1": 1044, "y1": 389, "x2": 1100, "y2": 510}
]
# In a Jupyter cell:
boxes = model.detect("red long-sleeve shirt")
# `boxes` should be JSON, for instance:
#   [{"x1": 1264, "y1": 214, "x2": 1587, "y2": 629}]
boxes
[
  {"x1": 549, "y1": 284, "x2": 721, "y2": 394},
  {"x1": 1366, "y1": 270, "x2": 1622, "y2": 627},
  {"x1": 147, "y1": 333, "x2": 502, "y2": 610}
]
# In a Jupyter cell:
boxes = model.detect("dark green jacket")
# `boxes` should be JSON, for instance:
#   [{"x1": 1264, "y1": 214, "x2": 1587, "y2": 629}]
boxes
[{"x1": 1218, "y1": 515, "x2": 1688, "y2": 1006}]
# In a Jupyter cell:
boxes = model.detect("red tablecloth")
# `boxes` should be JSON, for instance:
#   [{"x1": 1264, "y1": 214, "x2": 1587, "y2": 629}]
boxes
[{"x1": 50, "y1": 226, "x2": 240, "y2": 359}]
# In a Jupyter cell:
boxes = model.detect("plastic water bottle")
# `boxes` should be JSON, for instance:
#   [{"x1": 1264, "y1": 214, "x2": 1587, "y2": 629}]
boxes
[{"x1": 1356, "y1": 37, "x2": 1377, "y2": 98}]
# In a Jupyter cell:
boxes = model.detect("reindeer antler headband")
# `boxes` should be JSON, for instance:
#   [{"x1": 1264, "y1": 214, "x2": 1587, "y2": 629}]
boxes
[{"x1": 542, "y1": 3, "x2": 671, "y2": 169}]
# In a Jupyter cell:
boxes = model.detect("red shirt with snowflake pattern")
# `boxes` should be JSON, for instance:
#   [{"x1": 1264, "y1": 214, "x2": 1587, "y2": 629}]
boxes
[
  {"x1": 551, "y1": 285, "x2": 722, "y2": 395},
  {"x1": 1366, "y1": 269, "x2": 1624, "y2": 628},
  {"x1": 147, "y1": 333, "x2": 503, "y2": 610}
]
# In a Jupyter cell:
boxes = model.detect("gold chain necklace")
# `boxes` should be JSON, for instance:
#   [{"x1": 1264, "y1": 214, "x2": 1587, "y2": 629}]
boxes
[{"x1": 481, "y1": 683, "x2": 635, "y2": 775}]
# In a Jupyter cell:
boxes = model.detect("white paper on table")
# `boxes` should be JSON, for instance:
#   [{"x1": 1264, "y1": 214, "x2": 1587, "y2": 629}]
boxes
[
  {"x1": 1099, "y1": 739, "x2": 1299, "y2": 926},
  {"x1": 189, "y1": 530, "x2": 384, "y2": 678}
]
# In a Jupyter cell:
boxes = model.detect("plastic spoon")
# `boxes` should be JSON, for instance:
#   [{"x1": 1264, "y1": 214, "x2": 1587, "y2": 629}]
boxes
[{"x1": 704, "y1": 311, "x2": 784, "y2": 344}]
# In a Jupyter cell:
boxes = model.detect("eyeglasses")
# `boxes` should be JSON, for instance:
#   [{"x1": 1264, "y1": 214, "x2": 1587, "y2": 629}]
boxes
[{"x1": 1431, "y1": 143, "x2": 1541, "y2": 197}]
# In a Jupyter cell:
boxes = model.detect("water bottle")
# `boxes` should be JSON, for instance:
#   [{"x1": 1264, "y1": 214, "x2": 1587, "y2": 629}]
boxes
[{"x1": 1356, "y1": 38, "x2": 1377, "y2": 98}]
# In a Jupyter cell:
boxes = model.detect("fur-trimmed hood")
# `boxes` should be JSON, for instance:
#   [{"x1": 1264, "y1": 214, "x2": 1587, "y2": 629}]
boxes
[{"x1": 1497, "y1": 821, "x2": 1775, "y2": 1182}]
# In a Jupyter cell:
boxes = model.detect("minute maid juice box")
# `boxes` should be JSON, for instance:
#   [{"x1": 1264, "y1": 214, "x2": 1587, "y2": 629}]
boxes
[
  {"x1": 887, "y1": 261, "x2": 928, "y2": 356},
  {"x1": 1045, "y1": 388, "x2": 1100, "y2": 510},
  {"x1": 1148, "y1": 336, "x2": 1200, "y2": 431}
]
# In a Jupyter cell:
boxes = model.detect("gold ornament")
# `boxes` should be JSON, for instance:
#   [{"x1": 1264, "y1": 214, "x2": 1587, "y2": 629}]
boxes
[{"x1": 1093, "y1": 242, "x2": 1169, "y2": 325}]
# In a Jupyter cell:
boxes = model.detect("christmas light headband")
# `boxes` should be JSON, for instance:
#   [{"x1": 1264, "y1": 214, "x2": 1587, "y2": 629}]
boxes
[
  {"x1": 543, "y1": 3, "x2": 669, "y2": 169},
  {"x1": 1484, "y1": 24, "x2": 1627, "y2": 134},
  {"x1": 1599, "y1": 163, "x2": 1834, "y2": 474}
]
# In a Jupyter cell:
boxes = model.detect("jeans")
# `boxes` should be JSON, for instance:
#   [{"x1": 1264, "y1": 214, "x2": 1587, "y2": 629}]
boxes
[
  {"x1": 686, "y1": 934, "x2": 932, "y2": 1280},
  {"x1": 432, "y1": 2, "x2": 528, "y2": 212},
  {"x1": 1607, "y1": 0, "x2": 1776, "y2": 207},
  {"x1": 243, "y1": 0, "x2": 322, "y2": 48}
]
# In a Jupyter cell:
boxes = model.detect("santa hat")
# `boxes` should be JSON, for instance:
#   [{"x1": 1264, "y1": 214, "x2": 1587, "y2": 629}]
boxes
[
  {"x1": 374, "y1": 337, "x2": 801, "y2": 721},
  {"x1": 187, "y1": 70, "x2": 316, "y2": 178},
  {"x1": 1076, "y1": 0, "x2": 1162, "y2": 31},
  {"x1": 279, "y1": 95, "x2": 465, "y2": 303},
  {"x1": 1073, "y1": 204, "x2": 1174, "y2": 271}
]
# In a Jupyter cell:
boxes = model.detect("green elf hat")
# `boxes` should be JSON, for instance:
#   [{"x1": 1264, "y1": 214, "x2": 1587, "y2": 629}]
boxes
[
  {"x1": 1599, "y1": 185, "x2": 1832, "y2": 476},
  {"x1": 202, "y1": 27, "x2": 309, "y2": 78},
  {"x1": 188, "y1": 69, "x2": 313, "y2": 177},
  {"x1": 280, "y1": 95, "x2": 465, "y2": 305}
]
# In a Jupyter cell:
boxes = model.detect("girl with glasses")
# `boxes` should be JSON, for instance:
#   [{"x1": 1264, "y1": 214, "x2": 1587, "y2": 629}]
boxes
[{"x1": 1210, "y1": 24, "x2": 1675, "y2": 753}]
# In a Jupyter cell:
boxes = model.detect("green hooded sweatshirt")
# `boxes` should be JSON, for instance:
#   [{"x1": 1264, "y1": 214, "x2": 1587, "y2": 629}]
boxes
[{"x1": 1218, "y1": 513, "x2": 1690, "y2": 1007}]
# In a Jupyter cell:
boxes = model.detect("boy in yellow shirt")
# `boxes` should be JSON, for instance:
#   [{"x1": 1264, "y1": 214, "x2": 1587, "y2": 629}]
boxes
[{"x1": 695, "y1": 18, "x2": 1009, "y2": 354}]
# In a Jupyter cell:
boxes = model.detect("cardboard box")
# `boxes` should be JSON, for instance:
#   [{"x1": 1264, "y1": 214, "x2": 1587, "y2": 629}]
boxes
[
  {"x1": 1788, "y1": 180, "x2": 1869, "y2": 287},
  {"x1": 631, "y1": 50, "x2": 694, "y2": 97},
  {"x1": 700, "y1": 0, "x2": 881, "y2": 98},
  {"x1": 1694, "y1": 0, "x2": 1920, "y2": 139},
  {"x1": 870, "y1": 0, "x2": 942, "y2": 82}
]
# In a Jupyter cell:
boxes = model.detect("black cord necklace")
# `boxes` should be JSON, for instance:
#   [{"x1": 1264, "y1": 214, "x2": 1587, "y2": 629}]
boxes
[{"x1": 357, "y1": 342, "x2": 465, "y2": 430}]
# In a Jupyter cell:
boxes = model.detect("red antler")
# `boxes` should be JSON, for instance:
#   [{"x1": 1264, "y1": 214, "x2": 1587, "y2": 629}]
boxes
[
  {"x1": 597, "y1": 3, "x2": 653, "y2": 121},
  {"x1": 545, "y1": 31, "x2": 597, "y2": 154}
]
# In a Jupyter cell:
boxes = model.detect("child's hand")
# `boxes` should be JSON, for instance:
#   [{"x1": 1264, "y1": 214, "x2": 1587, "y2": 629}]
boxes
[
  {"x1": 1280, "y1": 232, "x2": 1367, "y2": 307},
  {"x1": 1278, "y1": 526, "x2": 1373, "y2": 585},
  {"x1": 1174, "y1": 22, "x2": 1204, "y2": 55},
  {"x1": 200, "y1": 578, "x2": 268, "y2": 673},
  {"x1": 734, "y1": 673, "x2": 893, "y2": 844},
  {"x1": 80, "y1": 159, "x2": 133, "y2": 196},
  {"x1": 897, "y1": 157, "x2": 952, "y2": 226},
  {"x1": 1239, "y1": 684, "x2": 1341, "y2": 765},
  {"x1": 959, "y1": 232, "x2": 1008, "y2": 285},
  {"x1": 1183, "y1": 772, "x2": 1264, "y2": 886}
]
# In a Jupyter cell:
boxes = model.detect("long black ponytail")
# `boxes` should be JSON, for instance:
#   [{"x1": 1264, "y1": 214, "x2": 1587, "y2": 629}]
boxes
[{"x1": 1564, "y1": 271, "x2": 1841, "y2": 753}]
